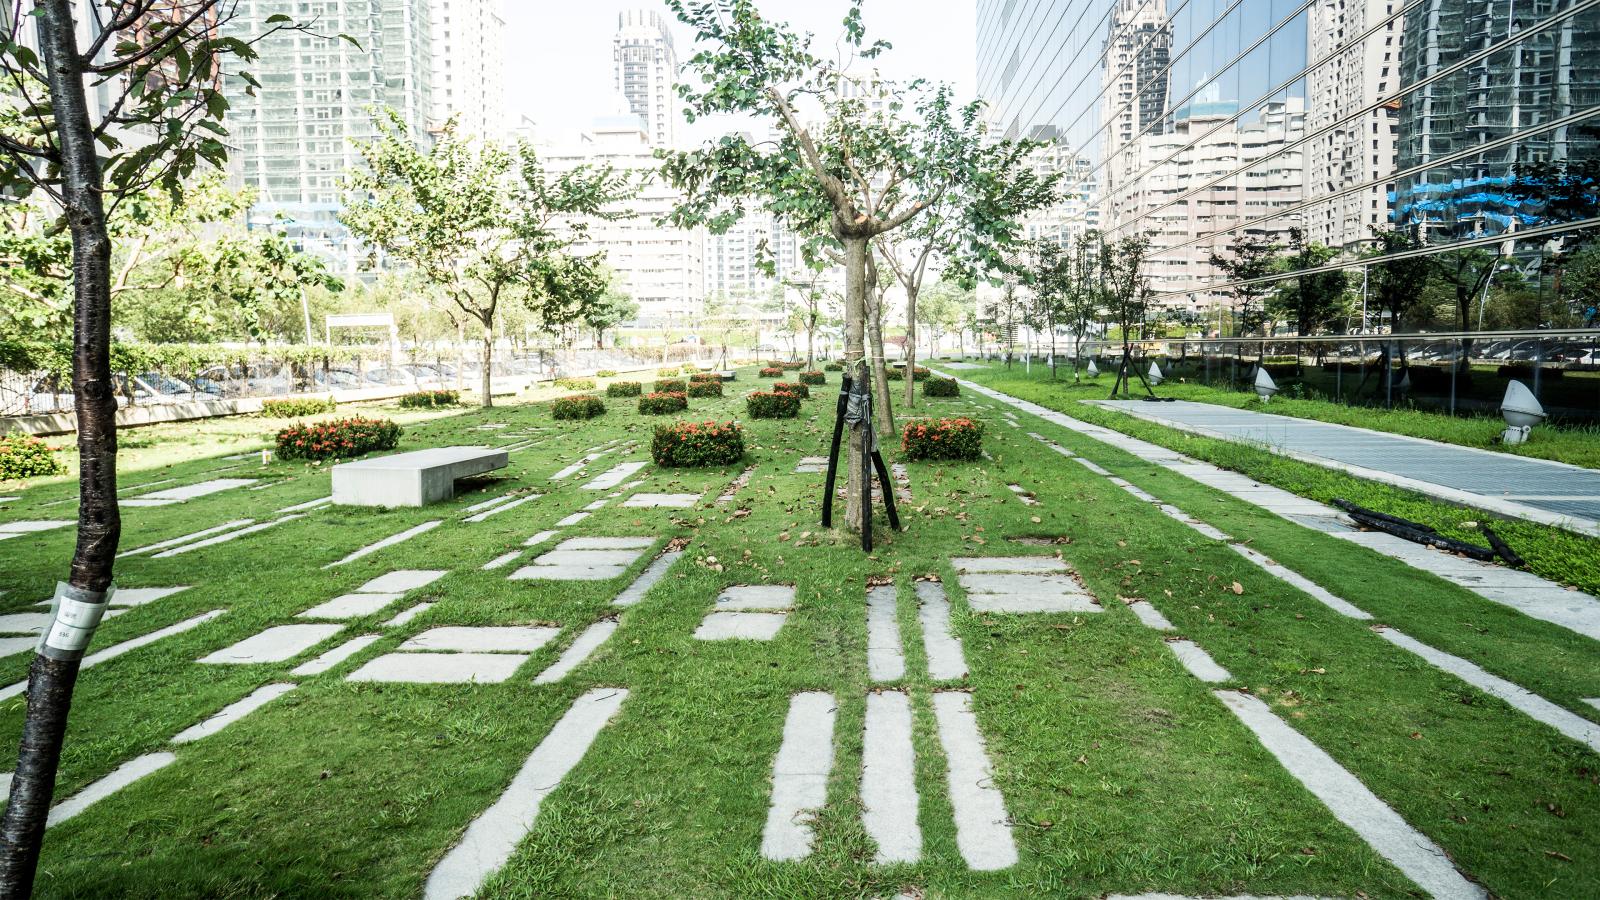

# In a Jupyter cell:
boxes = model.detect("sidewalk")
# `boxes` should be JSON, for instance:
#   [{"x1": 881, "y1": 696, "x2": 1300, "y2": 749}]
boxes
[{"x1": 1093, "y1": 399, "x2": 1600, "y2": 537}]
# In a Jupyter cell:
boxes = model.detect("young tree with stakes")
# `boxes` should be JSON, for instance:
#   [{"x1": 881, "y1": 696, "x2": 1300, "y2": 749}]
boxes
[
  {"x1": 343, "y1": 113, "x2": 632, "y2": 407},
  {"x1": 660, "y1": 0, "x2": 955, "y2": 530},
  {"x1": 1023, "y1": 238, "x2": 1072, "y2": 379},
  {"x1": 1062, "y1": 230, "x2": 1104, "y2": 381},
  {"x1": 1102, "y1": 233, "x2": 1154, "y2": 398},
  {"x1": 0, "y1": 2, "x2": 334, "y2": 890}
]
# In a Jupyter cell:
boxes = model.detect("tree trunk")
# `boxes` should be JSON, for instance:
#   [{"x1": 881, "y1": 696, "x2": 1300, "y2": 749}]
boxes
[
  {"x1": 1, "y1": 4, "x2": 120, "y2": 894},
  {"x1": 865, "y1": 291, "x2": 895, "y2": 439},
  {"x1": 842, "y1": 236, "x2": 869, "y2": 533},
  {"x1": 805, "y1": 319, "x2": 815, "y2": 370},
  {"x1": 902, "y1": 284, "x2": 918, "y2": 410},
  {"x1": 479, "y1": 321, "x2": 494, "y2": 408}
]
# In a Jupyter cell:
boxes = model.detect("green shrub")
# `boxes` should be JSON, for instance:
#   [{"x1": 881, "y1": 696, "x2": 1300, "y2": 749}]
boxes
[
  {"x1": 923, "y1": 377, "x2": 960, "y2": 398},
  {"x1": 687, "y1": 381, "x2": 723, "y2": 398},
  {"x1": 606, "y1": 381, "x2": 643, "y2": 398},
  {"x1": 0, "y1": 434, "x2": 67, "y2": 480},
  {"x1": 759, "y1": 367, "x2": 783, "y2": 378},
  {"x1": 689, "y1": 371, "x2": 721, "y2": 383},
  {"x1": 552, "y1": 395, "x2": 606, "y2": 420},
  {"x1": 651, "y1": 420, "x2": 745, "y2": 468},
  {"x1": 555, "y1": 377, "x2": 597, "y2": 390},
  {"x1": 901, "y1": 416, "x2": 983, "y2": 461},
  {"x1": 824, "y1": 361, "x2": 844, "y2": 372},
  {"x1": 655, "y1": 378, "x2": 687, "y2": 393},
  {"x1": 885, "y1": 366, "x2": 931, "y2": 382},
  {"x1": 638, "y1": 391, "x2": 688, "y2": 414},
  {"x1": 798, "y1": 370, "x2": 825, "y2": 385},
  {"x1": 773, "y1": 381, "x2": 810, "y2": 399},
  {"x1": 276, "y1": 416, "x2": 401, "y2": 462},
  {"x1": 261, "y1": 397, "x2": 336, "y2": 418},
  {"x1": 746, "y1": 390, "x2": 801, "y2": 419},
  {"x1": 657, "y1": 366, "x2": 683, "y2": 377},
  {"x1": 765, "y1": 360, "x2": 786, "y2": 369},
  {"x1": 596, "y1": 369, "x2": 618, "y2": 377},
  {"x1": 781, "y1": 360, "x2": 803, "y2": 370},
  {"x1": 397, "y1": 389, "x2": 458, "y2": 409}
]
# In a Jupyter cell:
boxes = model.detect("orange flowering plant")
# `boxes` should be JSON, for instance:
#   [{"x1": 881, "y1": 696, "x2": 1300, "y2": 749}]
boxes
[
  {"x1": 651, "y1": 420, "x2": 745, "y2": 467},
  {"x1": 275, "y1": 416, "x2": 401, "y2": 461},
  {"x1": 901, "y1": 417, "x2": 983, "y2": 461}
]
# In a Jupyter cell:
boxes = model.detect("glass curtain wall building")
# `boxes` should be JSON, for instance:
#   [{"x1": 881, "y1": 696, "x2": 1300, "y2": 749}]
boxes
[{"x1": 976, "y1": 0, "x2": 1600, "y2": 324}]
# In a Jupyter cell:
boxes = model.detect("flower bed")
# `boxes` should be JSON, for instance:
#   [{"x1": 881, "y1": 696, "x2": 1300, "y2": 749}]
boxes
[
  {"x1": 765, "y1": 360, "x2": 786, "y2": 369},
  {"x1": 759, "y1": 367, "x2": 783, "y2": 378},
  {"x1": 276, "y1": 416, "x2": 401, "y2": 462},
  {"x1": 798, "y1": 370, "x2": 825, "y2": 385},
  {"x1": 773, "y1": 381, "x2": 810, "y2": 399},
  {"x1": 606, "y1": 381, "x2": 643, "y2": 397},
  {"x1": 0, "y1": 434, "x2": 66, "y2": 480},
  {"x1": 689, "y1": 371, "x2": 721, "y2": 383},
  {"x1": 824, "y1": 361, "x2": 845, "y2": 371},
  {"x1": 923, "y1": 377, "x2": 960, "y2": 398},
  {"x1": 555, "y1": 377, "x2": 597, "y2": 391},
  {"x1": 654, "y1": 378, "x2": 687, "y2": 393},
  {"x1": 552, "y1": 395, "x2": 606, "y2": 420},
  {"x1": 397, "y1": 389, "x2": 459, "y2": 409},
  {"x1": 651, "y1": 420, "x2": 745, "y2": 467},
  {"x1": 885, "y1": 366, "x2": 931, "y2": 382},
  {"x1": 781, "y1": 361, "x2": 804, "y2": 370},
  {"x1": 639, "y1": 391, "x2": 689, "y2": 414},
  {"x1": 746, "y1": 390, "x2": 801, "y2": 419},
  {"x1": 262, "y1": 397, "x2": 336, "y2": 418},
  {"x1": 901, "y1": 417, "x2": 983, "y2": 462},
  {"x1": 687, "y1": 381, "x2": 723, "y2": 398}
]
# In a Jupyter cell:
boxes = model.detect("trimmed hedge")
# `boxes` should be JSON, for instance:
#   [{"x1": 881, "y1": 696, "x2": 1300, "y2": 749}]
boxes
[
  {"x1": 655, "y1": 378, "x2": 687, "y2": 393},
  {"x1": 639, "y1": 391, "x2": 688, "y2": 414},
  {"x1": 901, "y1": 417, "x2": 983, "y2": 462},
  {"x1": 798, "y1": 370, "x2": 825, "y2": 385},
  {"x1": 657, "y1": 367, "x2": 684, "y2": 377},
  {"x1": 759, "y1": 367, "x2": 783, "y2": 378},
  {"x1": 689, "y1": 371, "x2": 721, "y2": 383},
  {"x1": 261, "y1": 397, "x2": 337, "y2": 418},
  {"x1": 651, "y1": 420, "x2": 745, "y2": 467},
  {"x1": 555, "y1": 377, "x2": 597, "y2": 391},
  {"x1": 746, "y1": 390, "x2": 801, "y2": 419},
  {"x1": 552, "y1": 395, "x2": 606, "y2": 420},
  {"x1": 765, "y1": 360, "x2": 786, "y2": 369},
  {"x1": 276, "y1": 416, "x2": 401, "y2": 462},
  {"x1": 773, "y1": 381, "x2": 810, "y2": 399},
  {"x1": 923, "y1": 377, "x2": 960, "y2": 397},
  {"x1": 606, "y1": 381, "x2": 643, "y2": 397},
  {"x1": 687, "y1": 381, "x2": 723, "y2": 398},
  {"x1": 0, "y1": 434, "x2": 66, "y2": 480},
  {"x1": 596, "y1": 369, "x2": 618, "y2": 377},
  {"x1": 824, "y1": 361, "x2": 844, "y2": 372},
  {"x1": 397, "y1": 389, "x2": 459, "y2": 409},
  {"x1": 885, "y1": 366, "x2": 931, "y2": 381}
]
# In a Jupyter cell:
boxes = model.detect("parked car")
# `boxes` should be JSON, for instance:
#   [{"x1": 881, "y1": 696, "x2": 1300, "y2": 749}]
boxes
[{"x1": 136, "y1": 372, "x2": 197, "y2": 398}]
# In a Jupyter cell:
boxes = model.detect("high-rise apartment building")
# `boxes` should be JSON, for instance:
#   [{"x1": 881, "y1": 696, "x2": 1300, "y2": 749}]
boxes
[
  {"x1": 541, "y1": 106, "x2": 704, "y2": 323},
  {"x1": 1304, "y1": 0, "x2": 1401, "y2": 251},
  {"x1": 613, "y1": 9, "x2": 678, "y2": 148},
  {"x1": 1394, "y1": 0, "x2": 1600, "y2": 242},
  {"x1": 430, "y1": 0, "x2": 506, "y2": 140},
  {"x1": 222, "y1": 0, "x2": 432, "y2": 276},
  {"x1": 703, "y1": 214, "x2": 803, "y2": 300}
]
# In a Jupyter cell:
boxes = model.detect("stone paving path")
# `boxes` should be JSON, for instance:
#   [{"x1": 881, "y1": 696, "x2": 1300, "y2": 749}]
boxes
[{"x1": 1097, "y1": 398, "x2": 1600, "y2": 535}]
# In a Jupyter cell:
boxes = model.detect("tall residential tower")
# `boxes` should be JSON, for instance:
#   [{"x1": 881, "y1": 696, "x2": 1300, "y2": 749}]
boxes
[{"x1": 613, "y1": 9, "x2": 679, "y2": 148}]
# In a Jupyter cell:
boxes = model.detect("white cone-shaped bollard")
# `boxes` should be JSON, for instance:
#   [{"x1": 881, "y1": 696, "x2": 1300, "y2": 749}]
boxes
[
  {"x1": 1086, "y1": 359, "x2": 1099, "y2": 379},
  {"x1": 1499, "y1": 379, "x2": 1546, "y2": 445},
  {"x1": 1254, "y1": 366, "x2": 1278, "y2": 402},
  {"x1": 1147, "y1": 361, "x2": 1164, "y2": 386}
]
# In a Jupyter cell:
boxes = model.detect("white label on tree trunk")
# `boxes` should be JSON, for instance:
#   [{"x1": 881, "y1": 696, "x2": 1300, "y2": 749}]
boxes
[{"x1": 38, "y1": 583, "x2": 113, "y2": 657}]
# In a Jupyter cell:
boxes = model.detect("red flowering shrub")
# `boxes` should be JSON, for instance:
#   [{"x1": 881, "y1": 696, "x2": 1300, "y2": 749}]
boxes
[
  {"x1": 746, "y1": 390, "x2": 801, "y2": 419},
  {"x1": 885, "y1": 365, "x2": 931, "y2": 381},
  {"x1": 781, "y1": 360, "x2": 804, "y2": 370},
  {"x1": 773, "y1": 381, "x2": 810, "y2": 399},
  {"x1": 638, "y1": 391, "x2": 688, "y2": 414},
  {"x1": 552, "y1": 395, "x2": 606, "y2": 419},
  {"x1": 901, "y1": 417, "x2": 983, "y2": 462},
  {"x1": 654, "y1": 378, "x2": 687, "y2": 393},
  {"x1": 689, "y1": 371, "x2": 721, "y2": 383},
  {"x1": 606, "y1": 381, "x2": 643, "y2": 397},
  {"x1": 0, "y1": 434, "x2": 66, "y2": 480},
  {"x1": 759, "y1": 367, "x2": 783, "y2": 378},
  {"x1": 687, "y1": 381, "x2": 723, "y2": 398},
  {"x1": 798, "y1": 370, "x2": 825, "y2": 385},
  {"x1": 651, "y1": 420, "x2": 745, "y2": 467},
  {"x1": 275, "y1": 416, "x2": 401, "y2": 461}
]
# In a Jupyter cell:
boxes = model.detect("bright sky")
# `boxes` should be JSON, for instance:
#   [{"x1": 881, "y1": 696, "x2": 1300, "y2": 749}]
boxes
[{"x1": 505, "y1": 0, "x2": 978, "y2": 145}]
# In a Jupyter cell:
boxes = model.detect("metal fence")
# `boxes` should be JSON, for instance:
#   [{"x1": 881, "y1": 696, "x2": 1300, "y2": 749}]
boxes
[{"x1": 992, "y1": 329, "x2": 1600, "y2": 423}]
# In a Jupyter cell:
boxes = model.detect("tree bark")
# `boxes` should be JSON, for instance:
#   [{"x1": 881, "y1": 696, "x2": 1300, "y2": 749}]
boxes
[
  {"x1": 902, "y1": 284, "x2": 917, "y2": 409},
  {"x1": 1, "y1": 4, "x2": 121, "y2": 894},
  {"x1": 842, "y1": 236, "x2": 868, "y2": 532},
  {"x1": 862, "y1": 254, "x2": 895, "y2": 439},
  {"x1": 479, "y1": 320, "x2": 494, "y2": 408}
]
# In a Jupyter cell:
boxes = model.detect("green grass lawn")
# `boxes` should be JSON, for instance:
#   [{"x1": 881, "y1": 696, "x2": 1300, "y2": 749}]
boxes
[{"x1": 0, "y1": 367, "x2": 1595, "y2": 898}]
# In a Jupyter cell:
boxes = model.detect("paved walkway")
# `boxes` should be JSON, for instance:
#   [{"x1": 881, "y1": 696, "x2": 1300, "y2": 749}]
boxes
[{"x1": 1094, "y1": 399, "x2": 1600, "y2": 536}]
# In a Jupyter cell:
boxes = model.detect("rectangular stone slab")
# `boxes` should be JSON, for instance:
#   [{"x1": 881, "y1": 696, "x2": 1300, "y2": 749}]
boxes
[
  {"x1": 399, "y1": 626, "x2": 560, "y2": 653},
  {"x1": 714, "y1": 584, "x2": 797, "y2": 611},
  {"x1": 556, "y1": 536, "x2": 656, "y2": 550},
  {"x1": 531, "y1": 549, "x2": 646, "y2": 568},
  {"x1": 693, "y1": 611, "x2": 787, "y2": 641},
  {"x1": 199, "y1": 624, "x2": 344, "y2": 664},
  {"x1": 332, "y1": 446, "x2": 507, "y2": 507},
  {"x1": 952, "y1": 556, "x2": 1068, "y2": 573},
  {"x1": 355, "y1": 570, "x2": 448, "y2": 594},
  {"x1": 346, "y1": 651, "x2": 529, "y2": 683},
  {"x1": 509, "y1": 562, "x2": 630, "y2": 581},
  {"x1": 128, "y1": 478, "x2": 257, "y2": 504},
  {"x1": 622, "y1": 493, "x2": 701, "y2": 508},
  {"x1": 298, "y1": 593, "x2": 403, "y2": 620}
]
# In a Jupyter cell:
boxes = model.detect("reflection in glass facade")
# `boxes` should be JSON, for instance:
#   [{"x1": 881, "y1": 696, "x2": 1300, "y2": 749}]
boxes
[{"x1": 976, "y1": 0, "x2": 1600, "y2": 314}]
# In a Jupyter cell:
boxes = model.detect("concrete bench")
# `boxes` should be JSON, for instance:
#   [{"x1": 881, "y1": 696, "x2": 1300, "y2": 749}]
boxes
[{"x1": 332, "y1": 446, "x2": 508, "y2": 507}]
